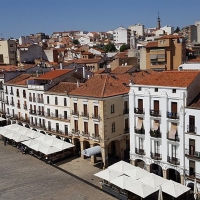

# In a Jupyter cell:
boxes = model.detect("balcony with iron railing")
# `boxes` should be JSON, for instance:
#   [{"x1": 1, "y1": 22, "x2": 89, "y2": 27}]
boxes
[
  {"x1": 23, "y1": 104, "x2": 27, "y2": 110},
  {"x1": 124, "y1": 128, "x2": 129, "y2": 134},
  {"x1": 29, "y1": 97, "x2": 32, "y2": 102},
  {"x1": 92, "y1": 113, "x2": 100, "y2": 120},
  {"x1": 33, "y1": 98, "x2": 36, "y2": 102},
  {"x1": 185, "y1": 170, "x2": 200, "y2": 181},
  {"x1": 150, "y1": 109, "x2": 161, "y2": 117},
  {"x1": 71, "y1": 129, "x2": 80, "y2": 136},
  {"x1": 187, "y1": 125, "x2": 197, "y2": 134},
  {"x1": 135, "y1": 127, "x2": 145, "y2": 135},
  {"x1": 167, "y1": 156, "x2": 180, "y2": 165},
  {"x1": 150, "y1": 129, "x2": 161, "y2": 138},
  {"x1": 123, "y1": 108, "x2": 129, "y2": 114},
  {"x1": 37, "y1": 110, "x2": 45, "y2": 116},
  {"x1": 167, "y1": 132, "x2": 180, "y2": 142},
  {"x1": 23, "y1": 94, "x2": 26, "y2": 99},
  {"x1": 167, "y1": 111, "x2": 179, "y2": 119},
  {"x1": 37, "y1": 98, "x2": 44, "y2": 103},
  {"x1": 135, "y1": 148, "x2": 145, "y2": 155},
  {"x1": 16, "y1": 93, "x2": 20, "y2": 97},
  {"x1": 185, "y1": 149, "x2": 200, "y2": 161},
  {"x1": 81, "y1": 131, "x2": 90, "y2": 138},
  {"x1": 29, "y1": 109, "x2": 37, "y2": 115},
  {"x1": 10, "y1": 101, "x2": 15, "y2": 106},
  {"x1": 45, "y1": 113, "x2": 70, "y2": 121},
  {"x1": 134, "y1": 108, "x2": 144, "y2": 114},
  {"x1": 90, "y1": 133, "x2": 101, "y2": 141},
  {"x1": 5, "y1": 100, "x2": 9, "y2": 105},
  {"x1": 5, "y1": 90, "x2": 8, "y2": 94},
  {"x1": 17, "y1": 103, "x2": 21, "y2": 109},
  {"x1": 71, "y1": 110, "x2": 79, "y2": 117},
  {"x1": 150, "y1": 152, "x2": 162, "y2": 160},
  {"x1": 10, "y1": 91, "x2": 14, "y2": 95},
  {"x1": 81, "y1": 112, "x2": 89, "y2": 118}
]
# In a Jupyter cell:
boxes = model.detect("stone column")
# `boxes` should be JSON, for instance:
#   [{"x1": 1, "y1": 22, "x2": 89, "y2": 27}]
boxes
[
  {"x1": 130, "y1": 159, "x2": 135, "y2": 166},
  {"x1": 101, "y1": 146, "x2": 108, "y2": 168},
  {"x1": 163, "y1": 169, "x2": 167, "y2": 179},
  {"x1": 146, "y1": 164, "x2": 151, "y2": 172},
  {"x1": 90, "y1": 143, "x2": 96, "y2": 164},
  {"x1": 80, "y1": 141, "x2": 85, "y2": 159},
  {"x1": 181, "y1": 174, "x2": 185, "y2": 185}
]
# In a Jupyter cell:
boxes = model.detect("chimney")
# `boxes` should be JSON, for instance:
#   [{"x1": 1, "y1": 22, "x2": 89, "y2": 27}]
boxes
[
  {"x1": 83, "y1": 65, "x2": 86, "y2": 79},
  {"x1": 60, "y1": 63, "x2": 63, "y2": 69},
  {"x1": 77, "y1": 80, "x2": 80, "y2": 88}
]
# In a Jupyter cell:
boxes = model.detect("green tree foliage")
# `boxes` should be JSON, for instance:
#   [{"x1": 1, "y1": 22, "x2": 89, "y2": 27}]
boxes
[
  {"x1": 73, "y1": 39, "x2": 80, "y2": 45},
  {"x1": 174, "y1": 27, "x2": 180, "y2": 33},
  {"x1": 104, "y1": 43, "x2": 117, "y2": 52},
  {"x1": 120, "y1": 44, "x2": 129, "y2": 52}
]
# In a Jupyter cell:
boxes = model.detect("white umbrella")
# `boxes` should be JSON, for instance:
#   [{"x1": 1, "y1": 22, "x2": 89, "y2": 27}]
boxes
[
  {"x1": 25, "y1": 130, "x2": 43, "y2": 139},
  {"x1": 2, "y1": 129, "x2": 18, "y2": 139},
  {"x1": 21, "y1": 139, "x2": 40, "y2": 147},
  {"x1": 158, "y1": 186, "x2": 163, "y2": 200},
  {"x1": 125, "y1": 178, "x2": 157, "y2": 198},
  {"x1": 139, "y1": 173, "x2": 168, "y2": 188},
  {"x1": 52, "y1": 140, "x2": 74, "y2": 150},
  {"x1": 161, "y1": 180, "x2": 190, "y2": 198},
  {"x1": 125, "y1": 167, "x2": 149, "y2": 180},
  {"x1": 94, "y1": 169, "x2": 123, "y2": 182},
  {"x1": 0, "y1": 127, "x2": 9, "y2": 135},
  {"x1": 108, "y1": 160, "x2": 135, "y2": 173},
  {"x1": 194, "y1": 179, "x2": 198, "y2": 200},
  {"x1": 40, "y1": 146, "x2": 61, "y2": 155},
  {"x1": 36, "y1": 134, "x2": 53, "y2": 142},
  {"x1": 12, "y1": 134, "x2": 30, "y2": 142}
]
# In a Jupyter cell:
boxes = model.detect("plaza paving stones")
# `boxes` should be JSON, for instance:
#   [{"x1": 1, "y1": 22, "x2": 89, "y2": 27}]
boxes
[{"x1": 0, "y1": 141, "x2": 115, "y2": 200}]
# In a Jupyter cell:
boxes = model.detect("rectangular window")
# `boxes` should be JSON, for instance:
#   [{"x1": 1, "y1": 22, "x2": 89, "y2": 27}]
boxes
[
  {"x1": 74, "y1": 103, "x2": 77, "y2": 113},
  {"x1": 138, "y1": 87, "x2": 141, "y2": 91},
  {"x1": 65, "y1": 125, "x2": 68, "y2": 134},
  {"x1": 47, "y1": 108, "x2": 50, "y2": 116},
  {"x1": 84, "y1": 122, "x2": 88, "y2": 134},
  {"x1": 154, "y1": 100, "x2": 159, "y2": 111},
  {"x1": 94, "y1": 124, "x2": 99, "y2": 137},
  {"x1": 155, "y1": 88, "x2": 158, "y2": 92},
  {"x1": 171, "y1": 102, "x2": 177, "y2": 113},
  {"x1": 64, "y1": 111, "x2": 67, "y2": 119},
  {"x1": 55, "y1": 97, "x2": 58, "y2": 105},
  {"x1": 55, "y1": 109, "x2": 58, "y2": 118},
  {"x1": 47, "y1": 96, "x2": 49, "y2": 104},
  {"x1": 64, "y1": 98, "x2": 67, "y2": 106},
  {"x1": 56, "y1": 123, "x2": 59, "y2": 132},
  {"x1": 111, "y1": 122, "x2": 115, "y2": 132},
  {"x1": 10, "y1": 44, "x2": 13, "y2": 47},
  {"x1": 83, "y1": 104, "x2": 87, "y2": 116},
  {"x1": 94, "y1": 106, "x2": 98, "y2": 117},
  {"x1": 111, "y1": 104, "x2": 115, "y2": 114},
  {"x1": 74, "y1": 120, "x2": 78, "y2": 132},
  {"x1": 172, "y1": 89, "x2": 176, "y2": 93},
  {"x1": 138, "y1": 99, "x2": 143, "y2": 109}
]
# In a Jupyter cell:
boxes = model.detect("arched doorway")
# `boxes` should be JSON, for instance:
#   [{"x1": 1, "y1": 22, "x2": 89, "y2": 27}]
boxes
[
  {"x1": 18, "y1": 122, "x2": 23, "y2": 126},
  {"x1": 25, "y1": 124, "x2": 30, "y2": 128},
  {"x1": 135, "y1": 159, "x2": 146, "y2": 169},
  {"x1": 150, "y1": 163, "x2": 163, "y2": 177},
  {"x1": 166, "y1": 168, "x2": 181, "y2": 183},
  {"x1": 56, "y1": 136, "x2": 61, "y2": 140}
]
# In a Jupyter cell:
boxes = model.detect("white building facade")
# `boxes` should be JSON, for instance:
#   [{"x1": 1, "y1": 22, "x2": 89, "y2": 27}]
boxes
[
  {"x1": 129, "y1": 71, "x2": 200, "y2": 185},
  {"x1": 113, "y1": 26, "x2": 131, "y2": 45}
]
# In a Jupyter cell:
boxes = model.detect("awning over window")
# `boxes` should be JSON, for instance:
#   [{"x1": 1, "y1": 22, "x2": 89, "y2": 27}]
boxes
[
  {"x1": 82, "y1": 145, "x2": 101, "y2": 157},
  {"x1": 151, "y1": 120, "x2": 159, "y2": 131},
  {"x1": 150, "y1": 54, "x2": 157, "y2": 59},
  {"x1": 136, "y1": 118, "x2": 143, "y2": 129},
  {"x1": 168, "y1": 123, "x2": 177, "y2": 139}
]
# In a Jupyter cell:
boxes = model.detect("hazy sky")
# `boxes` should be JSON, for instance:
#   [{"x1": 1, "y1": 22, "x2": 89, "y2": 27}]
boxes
[{"x1": 0, "y1": 0, "x2": 200, "y2": 38}]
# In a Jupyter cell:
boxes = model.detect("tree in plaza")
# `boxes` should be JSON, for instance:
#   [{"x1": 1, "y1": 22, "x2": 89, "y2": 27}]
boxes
[
  {"x1": 104, "y1": 43, "x2": 117, "y2": 52},
  {"x1": 120, "y1": 44, "x2": 129, "y2": 52}
]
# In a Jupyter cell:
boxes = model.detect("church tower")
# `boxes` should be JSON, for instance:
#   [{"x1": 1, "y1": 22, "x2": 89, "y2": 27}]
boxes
[{"x1": 157, "y1": 12, "x2": 161, "y2": 30}]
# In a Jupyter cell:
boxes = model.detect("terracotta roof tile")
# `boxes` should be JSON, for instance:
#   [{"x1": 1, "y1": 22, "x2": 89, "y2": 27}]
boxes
[
  {"x1": 69, "y1": 72, "x2": 155, "y2": 98},
  {"x1": 135, "y1": 71, "x2": 200, "y2": 87},
  {"x1": 67, "y1": 58, "x2": 101, "y2": 64},
  {"x1": 5, "y1": 74, "x2": 31, "y2": 85},
  {"x1": 146, "y1": 41, "x2": 158, "y2": 48},
  {"x1": 35, "y1": 69, "x2": 73, "y2": 80},
  {"x1": 46, "y1": 82, "x2": 78, "y2": 94},
  {"x1": 159, "y1": 35, "x2": 184, "y2": 39},
  {"x1": 111, "y1": 66, "x2": 132, "y2": 74}
]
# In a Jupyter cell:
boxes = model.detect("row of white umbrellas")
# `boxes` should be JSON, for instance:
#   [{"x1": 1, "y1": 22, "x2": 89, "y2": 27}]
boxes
[
  {"x1": 0, "y1": 124, "x2": 74, "y2": 155},
  {"x1": 94, "y1": 161, "x2": 191, "y2": 199}
]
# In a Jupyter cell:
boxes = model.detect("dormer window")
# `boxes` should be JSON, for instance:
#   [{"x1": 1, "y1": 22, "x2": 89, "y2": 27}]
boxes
[{"x1": 155, "y1": 88, "x2": 158, "y2": 92}]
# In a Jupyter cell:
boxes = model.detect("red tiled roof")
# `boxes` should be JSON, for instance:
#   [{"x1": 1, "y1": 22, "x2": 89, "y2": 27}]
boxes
[
  {"x1": 68, "y1": 58, "x2": 101, "y2": 64},
  {"x1": 111, "y1": 66, "x2": 133, "y2": 74},
  {"x1": 5, "y1": 74, "x2": 31, "y2": 85},
  {"x1": 186, "y1": 59, "x2": 200, "y2": 63},
  {"x1": 82, "y1": 51, "x2": 93, "y2": 55},
  {"x1": 93, "y1": 69, "x2": 106, "y2": 74},
  {"x1": 46, "y1": 82, "x2": 78, "y2": 94},
  {"x1": 159, "y1": 35, "x2": 184, "y2": 39},
  {"x1": 35, "y1": 69, "x2": 73, "y2": 80},
  {"x1": 146, "y1": 41, "x2": 158, "y2": 48},
  {"x1": 135, "y1": 71, "x2": 200, "y2": 87}
]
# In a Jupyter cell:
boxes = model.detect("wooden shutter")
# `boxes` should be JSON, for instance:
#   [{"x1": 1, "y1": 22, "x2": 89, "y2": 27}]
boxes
[
  {"x1": 171, "y1": 102, "x2": 177, "y2": 113},
  {"x1": 154, "y1": 100, "x2": 159, "y2": 111},
  {"x1": 94, "y1": 106, "x2": 98, "y2": 117},
  {"x1": 138, "y1": 99, "x2": 143, "y2": 109},
  {"x1": 95, "y1": 124, "x2": 99, "y2": 136}
]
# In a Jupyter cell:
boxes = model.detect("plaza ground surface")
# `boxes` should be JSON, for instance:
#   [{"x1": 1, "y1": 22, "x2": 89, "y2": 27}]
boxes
[{"x1": 0, "y1": 141, "x2": 115, "y2": 200}]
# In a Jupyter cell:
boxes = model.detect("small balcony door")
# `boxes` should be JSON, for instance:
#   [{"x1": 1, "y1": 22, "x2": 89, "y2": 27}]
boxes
[
  {"x1": 83, "y1": 104, "x2": 87, "y2": 116},
  {"x1": 154, "y1": 100, "x2": 159, "y2": 112},
  {"x1": 189, "y1": 115, "x2": 195, "y2": 132},
  {"x1": 56, "y1": 123, "x2": 59, "y2": 132},
  {"x1": 84, "y1": 122, "x2": 88, "y2": 134},
  {"x1": 94, "y1": 106, "x2": 98, "y2": 117},
  {"x1": 189, "y1": 160, "x2": 195, "y2": 177},
  {"x1": 125, "y1": 118, "x2": 129, "y2": 131},
  {"x1": 74, "y1": 103, "x2": 77, "y2": 113},
  {"x1": 138, "y1": 99, "x2": 143, "y2": 109},
  {"x1": 171, "y1": 102, "x2": 177, "y2": 113},
  {"x1": 139, "y1": 138, "x2": 143, "y2": 150},
  {"x1": 65, "y1": 125, "x2": 68, "y2": 135},
  {"x1": 189, "y1": 139, "x2": 195, "y2": 155},
  {"x1": 94, "y1": 124, "x2": 99, "y2": 137},
  {"x1": 74, "y1": 120, "x2": 78, "y2": 132}
]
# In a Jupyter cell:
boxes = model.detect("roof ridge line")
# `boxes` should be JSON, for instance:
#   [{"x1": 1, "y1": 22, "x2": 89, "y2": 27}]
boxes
[{"x1": 101, "y1": 75, "x2": 108, "y2": 98}]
